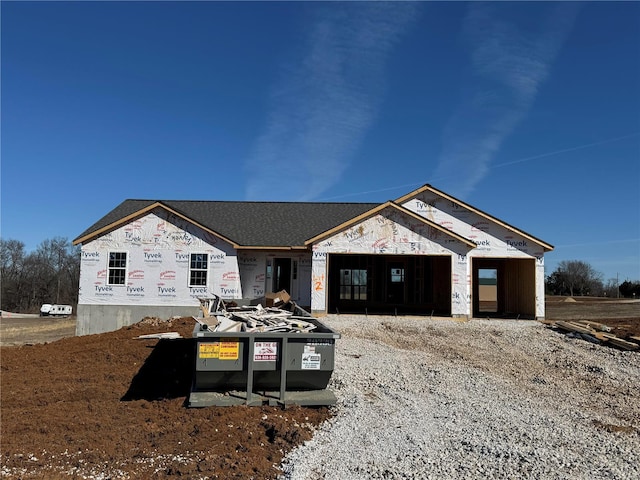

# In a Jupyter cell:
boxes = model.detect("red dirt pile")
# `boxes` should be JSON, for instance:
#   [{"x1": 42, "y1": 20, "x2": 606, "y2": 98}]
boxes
[{"x1": 1, "y1": 317, "x2": 330, "y2": 479}]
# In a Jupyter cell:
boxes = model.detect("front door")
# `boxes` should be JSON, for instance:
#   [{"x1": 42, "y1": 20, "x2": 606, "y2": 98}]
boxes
[{"x1": 273, "y1": 258, "x2": 291, "y2": 293}]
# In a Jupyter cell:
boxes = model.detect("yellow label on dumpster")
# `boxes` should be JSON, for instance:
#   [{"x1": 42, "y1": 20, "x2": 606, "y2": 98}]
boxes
[
  {"x1": 199, "y1": 340, "x2": 239, "y2": 360},
  {"x1": 219, "y1": 339, "x2": 239, "y2": 360},
  {"x1": 199, "y1": 342, "x2": 220, "y2": 359}
]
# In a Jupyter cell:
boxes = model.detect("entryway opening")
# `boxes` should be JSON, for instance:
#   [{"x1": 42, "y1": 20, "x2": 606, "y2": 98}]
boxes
[
  {"x1": 472, "y1": 258, "x2": 536, "y2": 319},
  {"x1": 273, "y1": 258, "x2": 291, "y2": 293}
]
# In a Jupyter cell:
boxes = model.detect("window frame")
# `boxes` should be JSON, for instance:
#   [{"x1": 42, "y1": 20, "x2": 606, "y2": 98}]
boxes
[
  {"x1": 339, "y1": 268, "x2": 368, "y2": 301},
  {"x1": 188, "y1": 252, "x2": 209, "y2": 287},
  {"x1": 107, "y1": 251, "x2": 128, "y2": 286}
]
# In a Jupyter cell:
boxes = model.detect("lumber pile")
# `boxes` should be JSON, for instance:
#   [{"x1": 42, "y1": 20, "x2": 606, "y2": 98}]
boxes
[
  {"x1": 542, "y1": 320, "x2": 639, "y2": 351},
  {"x1": 196, "y1": 295, "x2": 318, "y2": 334}
]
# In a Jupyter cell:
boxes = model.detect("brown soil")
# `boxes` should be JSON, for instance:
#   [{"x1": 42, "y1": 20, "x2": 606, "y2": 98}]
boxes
[
  {"x1": 0, "y1": 317, "x2": 330, "y2": 479},
  {"x1": 545, "y1": 296, "x2": 640, "y2": 339},
  {"x1": 2, "y1": 298, "x2": 637, "y2": 478}
]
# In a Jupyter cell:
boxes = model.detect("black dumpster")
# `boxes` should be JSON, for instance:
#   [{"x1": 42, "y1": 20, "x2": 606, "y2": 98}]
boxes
[{"x1": 189, "y1": 315, "x2": 340, "y2": 407}]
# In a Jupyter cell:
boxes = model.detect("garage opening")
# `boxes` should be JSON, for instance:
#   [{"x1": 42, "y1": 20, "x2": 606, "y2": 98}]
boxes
[
  {"x1": 472, "y1": 258, "x2": 536, "y2": 319},
  {"x1": 328, "y1": 254, "x2": 451, "y2": 315}
]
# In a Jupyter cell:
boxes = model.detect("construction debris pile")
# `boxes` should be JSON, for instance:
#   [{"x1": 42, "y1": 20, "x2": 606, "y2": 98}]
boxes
[
  {"x1": 541, "y1": 319, "x2": 639, "y2": 351},
  {"x1": 195, "y1": 294, "x2": 318, "y2": 334}
]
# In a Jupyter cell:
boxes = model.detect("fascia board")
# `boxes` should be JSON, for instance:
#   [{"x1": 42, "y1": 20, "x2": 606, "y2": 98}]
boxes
[
  {"x1": 73, "y1": 202, "x2": 163, "y2": 245},
  {"x1": 235, "y1": 245, "x2": 310, "y2": 251},
  {"x1": 396, "y1": 184, "x2": 554, "y2": 252},
  {"x1": 73, "y1": 202, "x2": 242, "y2": 249}
]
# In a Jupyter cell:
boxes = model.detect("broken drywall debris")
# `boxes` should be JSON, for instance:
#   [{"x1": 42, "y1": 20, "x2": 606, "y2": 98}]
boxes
[{"x1": 195, "y1": 294, "x2": 318, "y2": 334}]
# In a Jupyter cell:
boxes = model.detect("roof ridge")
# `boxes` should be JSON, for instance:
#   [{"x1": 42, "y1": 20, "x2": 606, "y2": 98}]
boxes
[{"x1": 126, "y1": 199, "x2": 380, "y2": 205}]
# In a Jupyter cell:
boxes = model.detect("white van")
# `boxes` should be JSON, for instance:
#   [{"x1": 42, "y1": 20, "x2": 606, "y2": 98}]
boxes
[{"x1": 40, "y1": 304, "x2": 73, "y2": 317}]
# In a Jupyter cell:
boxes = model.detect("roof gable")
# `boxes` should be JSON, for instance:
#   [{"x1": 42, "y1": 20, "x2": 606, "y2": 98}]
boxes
[
  {"x1": 305, "y1": 201, "x2": 477, "y2": 248},
  {"x1": 395, "y1": 184, "x2": 554, "y2": 252}
]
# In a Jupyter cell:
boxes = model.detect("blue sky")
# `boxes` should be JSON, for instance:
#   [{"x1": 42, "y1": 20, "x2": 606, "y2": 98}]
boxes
[{"x1": 2, "y1": 1, "x2": 639, "y2": 283}]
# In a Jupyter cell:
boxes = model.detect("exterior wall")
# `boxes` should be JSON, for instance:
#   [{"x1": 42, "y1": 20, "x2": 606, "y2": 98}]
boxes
[
  {"x1": 77, "y1": 208, "x2": 243, "y2": 334},
  {"x1": 311, "y1": 207, "x2": 472, "y2": 315},
  {"x1": 503, "y1": 258, "x2": 536, "y2": 316},
  {"x1": 401, "y1": 193, "x2": 546, "y2": 318},
  {"x1": 238, "y1": 251, "x2": 267, "y2": 300}
]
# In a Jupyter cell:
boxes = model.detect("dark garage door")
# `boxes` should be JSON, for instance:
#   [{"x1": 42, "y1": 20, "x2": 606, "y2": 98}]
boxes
[{"x1": 328, "y1": 254, "x2": 451, "y2": 315}]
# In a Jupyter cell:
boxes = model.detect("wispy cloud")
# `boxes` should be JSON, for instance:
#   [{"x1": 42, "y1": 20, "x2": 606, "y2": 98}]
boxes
[
  {"x1": 244, "y1": 3, "x2": 417, "y2": 201},
  {"x1": 432, "y1": 3, "x2": 580, "y2": 198}
]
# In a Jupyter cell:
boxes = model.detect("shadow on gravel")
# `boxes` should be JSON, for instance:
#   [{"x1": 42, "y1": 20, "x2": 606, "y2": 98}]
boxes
[{"x1": 121, "y1": 338, "x2": 195, "y2": 402}]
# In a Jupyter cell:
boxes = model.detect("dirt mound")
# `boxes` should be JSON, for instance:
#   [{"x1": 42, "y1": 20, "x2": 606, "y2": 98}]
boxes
[
  {"x1": 563, "y1": 297, "x2": 577, "y2": 303},
  {"x1": 0, "y1": 317, "x2": 330, "y2": 479}
]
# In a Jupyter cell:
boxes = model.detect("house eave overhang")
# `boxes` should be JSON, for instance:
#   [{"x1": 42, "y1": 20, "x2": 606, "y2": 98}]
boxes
[
  {"x1": 395, "y1": 184, "x2": 555, "y2": 252},
  {"x1": 72, "y1": 202, "x2": 242, "y2": 248},
  {"x1": 304, "y1": 201, "x2": 477, "y2": 248},
  {"x1": 235, "y1": 245, "x2": 310, "y2": 251}
]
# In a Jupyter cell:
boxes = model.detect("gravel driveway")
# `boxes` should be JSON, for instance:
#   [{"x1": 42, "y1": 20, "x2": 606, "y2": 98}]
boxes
[{"x1": 281, "y1": 315, "x2": 640, "y2": 480}]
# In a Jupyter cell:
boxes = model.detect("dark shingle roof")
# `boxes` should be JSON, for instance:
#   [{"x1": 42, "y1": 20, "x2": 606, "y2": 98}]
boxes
[{"x1": 74, "y1": 199, "x2": 380, "y2": 248}]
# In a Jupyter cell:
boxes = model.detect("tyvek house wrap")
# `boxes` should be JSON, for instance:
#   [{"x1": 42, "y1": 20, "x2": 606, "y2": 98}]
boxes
[
  {"x1": 78, "y1": 208, "x2": 243, "y2": 306},
  {"x1": 310, "y1": 207, "x2": 473, "y2": 315},
  {"x1": 401, "y1": 194, "x2": 546, "y2": 317}
]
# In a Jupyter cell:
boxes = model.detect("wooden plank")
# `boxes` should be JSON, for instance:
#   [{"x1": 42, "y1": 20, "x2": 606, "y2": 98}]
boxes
[
  {"x1": 596, "y1": 333, "x2": 639, "y2": 351},
  {"x1": 573, "y1": 320, "x2": 612, "y2": 332},
  {"x1": 136, "y1": 332, "x2": 182, "y2": 340},
  {"x1": 555, "y1": 321, "x2": 596, "y2": 335},
  {"x1": 538, "y1": 319, "x2": 556, "y2": 326}
]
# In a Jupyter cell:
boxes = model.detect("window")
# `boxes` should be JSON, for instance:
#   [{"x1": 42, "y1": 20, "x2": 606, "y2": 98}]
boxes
[
  {"x1": 108, "y1": 252, "x2": 127, "y2": 285},
  {"x1": 340, "y1": 269, "x2": 367, "y2": 300},
  {"x1": 189, "y1": 253, "x2": 208, "y2": 287},
  {"x1": 390, "y1": 268, "x2": 405, "y2": 283}
]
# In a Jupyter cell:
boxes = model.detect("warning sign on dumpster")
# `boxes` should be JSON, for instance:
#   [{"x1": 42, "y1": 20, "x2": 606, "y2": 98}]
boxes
[
  {"x1": 199, "y1": 342, "x2": 219, "y2": 359},
  {"x1": 219, "y1": 339, "x2": 239, "y2": 360},
  {"x1": 254, "y1": 341, "x2": 278, "y2": 361},
  {"x1": 199, "y1": 339, "x2": 239, "y2": 360}
]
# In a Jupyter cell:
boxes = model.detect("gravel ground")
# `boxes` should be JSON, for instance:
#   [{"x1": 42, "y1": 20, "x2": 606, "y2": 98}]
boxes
[{"x1": 281, "y1": 315, "x2": 640, "y2": 480}]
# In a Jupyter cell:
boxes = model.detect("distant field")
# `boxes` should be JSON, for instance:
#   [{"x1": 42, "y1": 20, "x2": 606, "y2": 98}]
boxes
[
  {"x1": 545, "y1": 296, "x2": 640, "y2": 338},
  {"x1": 0, "y1": 315, "x2": 76, "y2": 346}
]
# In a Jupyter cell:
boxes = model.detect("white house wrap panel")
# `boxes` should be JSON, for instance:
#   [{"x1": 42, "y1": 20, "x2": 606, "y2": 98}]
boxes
[
  {"x1": 79, "y1": 208, "x2": 242, "y2": 306},
  {"x1": 401, "y1": 192, "x2": 546, "y2": 318}
]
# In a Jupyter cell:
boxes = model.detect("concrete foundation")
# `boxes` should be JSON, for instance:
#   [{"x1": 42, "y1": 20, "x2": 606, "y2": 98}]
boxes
[{"x1": 76, "y1": 304, "x2": 200, "y2": 336}]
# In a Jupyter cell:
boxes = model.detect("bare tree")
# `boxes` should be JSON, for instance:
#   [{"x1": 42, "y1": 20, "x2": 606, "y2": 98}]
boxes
[
  {"x1": 547, "y1": 260, "x2": 604, "y2": 297},
  {"x1": 1, "y1": 237, "x2": 80, "y2": 313}
]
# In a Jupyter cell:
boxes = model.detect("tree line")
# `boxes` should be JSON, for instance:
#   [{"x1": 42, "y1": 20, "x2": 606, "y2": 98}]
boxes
[
  {"x1": 1, "y1": 237, "x2": 80, "y2": 314},
  {"x1": 545, "y1": 260, "x2": 640, "y2": 298}
]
